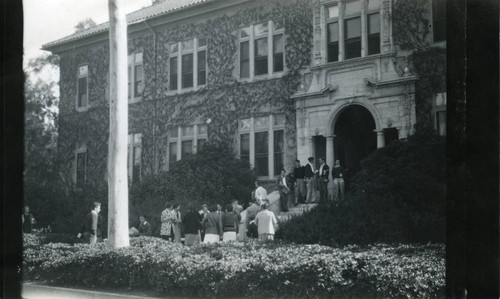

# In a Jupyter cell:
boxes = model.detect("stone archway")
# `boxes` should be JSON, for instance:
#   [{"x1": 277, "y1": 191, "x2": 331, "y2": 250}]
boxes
[{"x1": 331, "y1": 104, "x2": 377, "y2": 176}]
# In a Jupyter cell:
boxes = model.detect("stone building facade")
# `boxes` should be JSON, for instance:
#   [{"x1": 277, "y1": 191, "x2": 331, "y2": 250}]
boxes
[{"x1": 43, "y1": 0, "x2": 445, "y2": 193}]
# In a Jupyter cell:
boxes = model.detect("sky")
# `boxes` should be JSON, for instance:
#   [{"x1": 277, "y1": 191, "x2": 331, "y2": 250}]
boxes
[{"x1": 23, "y1": 0, "x2": 152, "y2": 68}]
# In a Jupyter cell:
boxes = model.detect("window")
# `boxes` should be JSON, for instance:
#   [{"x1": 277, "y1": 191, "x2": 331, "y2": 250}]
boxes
[
  {"x1": 167, "y1": 124, "x2": 208, "y2": 170},
  {"x1": 239, "y1": 20, "x2": 285, "y2": 79},
  {"x1": 76, "y1": 151, "x2": 87, "y2": 188},
  {"x1": 128, "y1": 52, "x2": 143, "y2": 101},
  {"x1": 169, "y1": 37, "x2": 207, "y2": 91},
  {"x1": 239, "y1": 114, "x2": 285, "y2": 177},
  {"x1": 434, "y1": 92, "x2": 446, "y2": 136},
  {"x1": 128, "y1": 133, "x2": 142, "y2": 182},
  {"x1": 432, "y1": 0, "x2": 446, "y2": 42},
  {"x1": 77, "y1": 65, "x2": 88, "y2": 109},
  {"x1": 325, "y1": 0, "x2": 380, "y2": 62}
]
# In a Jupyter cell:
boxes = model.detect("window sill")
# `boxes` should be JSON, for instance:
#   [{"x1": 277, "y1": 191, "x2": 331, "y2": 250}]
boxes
[
  {"x1": 314, "y1": 53, "x2": 392, "y2": 70},
  {"x1": 164, "y1": 85, "x2": 207, "y2": 96},
  {"x1": 75, "y1": 107, "x2": 89, "y2": 112},
  {"x1": 128, "y1": 97, "x2": 143, "y2": 104},
  {"x1": 238, "y1": 70, "x2": 286, "y2": 83}
]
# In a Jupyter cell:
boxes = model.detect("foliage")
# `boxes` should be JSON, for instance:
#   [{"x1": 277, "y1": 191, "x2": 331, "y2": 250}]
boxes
[
  {"x1": 392, "y1": 0, "x2": 431, "y2": 51},
  {"x1": 277, "y1": 130, "x2": 446, "y2": 245},
  {"x1": 23, "y1": 236, "x2": 445, "y2": 298},
  {"x1": 74, "y1": 18, "x2": 97, "y2": 33},
  {"x1": 129, "y1": 144, "x2": 256, "y2": 234}
]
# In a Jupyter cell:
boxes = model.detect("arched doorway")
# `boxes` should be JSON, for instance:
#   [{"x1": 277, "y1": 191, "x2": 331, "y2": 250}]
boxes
[{"x1": 333, "y1": 105, "x2": 377, "y2": 176}]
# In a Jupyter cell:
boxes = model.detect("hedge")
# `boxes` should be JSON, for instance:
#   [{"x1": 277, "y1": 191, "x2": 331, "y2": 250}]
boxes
[{"x1": 23, "y1": 236, "x2": 445, "y2": 298}]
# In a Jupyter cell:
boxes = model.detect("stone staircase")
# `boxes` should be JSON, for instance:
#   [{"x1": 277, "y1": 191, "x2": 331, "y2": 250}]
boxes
[{"x1": 277, "y1": 203, "x2": 318, "y2": 223}]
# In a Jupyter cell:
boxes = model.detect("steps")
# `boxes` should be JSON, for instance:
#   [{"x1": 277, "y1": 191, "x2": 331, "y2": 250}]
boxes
[{"x1": 278, "y1": 203, "x2": 318, "y2": 223}]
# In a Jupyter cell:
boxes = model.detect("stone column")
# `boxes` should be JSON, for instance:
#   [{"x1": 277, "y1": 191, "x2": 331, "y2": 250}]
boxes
[
  {"x1": 338, "y1": 1, "x2": 345, "y2": 61},
  {"x1": 326, "y1": 135, "x2": 335, "y2": 201},
  {"x1": 361, "y1": 0, "x2": 368, "y2": 57},
  {"x1": 308, "y1": 136, "x2": 315, "y2": 159},
  {"x1": 375, "y1": 129, "x2": 385, "y2": 148}
]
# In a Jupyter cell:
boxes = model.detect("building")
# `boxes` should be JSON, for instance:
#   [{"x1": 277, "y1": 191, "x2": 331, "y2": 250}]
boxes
[{"x1": 43, "y1": 0, "x2": 445, "y2": 194}]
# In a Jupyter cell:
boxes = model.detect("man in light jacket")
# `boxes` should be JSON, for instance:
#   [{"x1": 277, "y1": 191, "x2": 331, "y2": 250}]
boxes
[{"x1": 254, "y1": 201, "x2": 278, "y2": 241}]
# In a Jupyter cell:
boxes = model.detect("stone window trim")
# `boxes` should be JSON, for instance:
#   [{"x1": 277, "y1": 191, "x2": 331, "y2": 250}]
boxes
[
  {"x1": 323, "y1": 0, "x2": 382, "y2": 63},
  {"x1": 238, "y1": 20, "x2": 286, "y2": 82},
  {"x1": 430, "y1": 0, "x2": 446, "y2": 45},
  {"x1": 128, "y1": 52, "x2": 144, "y2": 104},
  {"x1": 167, "y1": 37, "x2": 208, "y2": 94},
  {"x1": 128, "y1": 133, "x2": 142, "y2": 182},
  {"x1": 76, "y1": 64, "x2": 89, "y2": 112},
  {"x1": 166, "y1": 123, "x2": 208, "y2": 171},
  {"x1": 74, "y1": 144, "x2": 87, "y2": 188},
  {"x1": 238, "y1": 114, "x2": 286, "y2": 179},
  {"x1": 433, "y1": 92, "x2": 446, "y2": 136}
]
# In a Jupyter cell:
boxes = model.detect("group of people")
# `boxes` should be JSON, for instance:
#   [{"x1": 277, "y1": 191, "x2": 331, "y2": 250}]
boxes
[{"x1": 277, "y1": 157, "x2": 345, "y2": 211}]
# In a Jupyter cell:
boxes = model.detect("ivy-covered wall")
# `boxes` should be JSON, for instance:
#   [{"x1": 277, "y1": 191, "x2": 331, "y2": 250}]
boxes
[{"x1": 57, "y1": 0, "x2": 313, "y2": 190}]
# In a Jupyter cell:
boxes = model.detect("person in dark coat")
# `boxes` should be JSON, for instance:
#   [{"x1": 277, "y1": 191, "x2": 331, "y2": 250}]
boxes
[
  {"x1": 138, "y1": 216, "x2": 152, "y2": 236},
  {"x1": 202, "y1": 205, "x2": 223, "y2": 243},
  {"x1": 246, "y1": 199, "x2": 261, "y2": 239},
  {"x1": 304, "y1": 157, "x2": 318, "y2": 203},
  {"x1": 183, "y1": 205, "x2": 202, "y2": 246},
  {"x1": 317, "y1": 157, "x2": 330, "y2": 204},
  {"x1": 22, "y1": 206, "x2": 35, "y2": 234},
  {"x1": 332, "y1": 160, "x2": 345, "y2": 202},
  {"x1": 293, "y1": 160, "x2": 306, "y2": 204},
  {"x1": 78, "y1": 202, "x2": 101, "y2": 246},
  {"x1": 222, "y1": 204, "x2": 239, "y2": 242}
]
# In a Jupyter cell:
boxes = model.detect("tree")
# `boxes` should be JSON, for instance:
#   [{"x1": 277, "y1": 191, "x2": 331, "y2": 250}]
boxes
[
  {"x1": 107, "y1": 0, "x2": 129, "y2": 248},
  {"x1": 74, "y1": 18, "x2": 97, "y2": 33}
]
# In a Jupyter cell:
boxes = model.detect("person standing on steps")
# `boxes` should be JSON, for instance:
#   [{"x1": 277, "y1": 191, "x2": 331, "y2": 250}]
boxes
[
  {"x1": 304, "y1": 157, "x2": 318, "y2": 203},
  {"x1": 318, "y1": 157, "x2": 330, "y2": 205},
  {"x1": 332, "y1": 160, "x2": 345, "y2": 203},
  {"x1": 253, "y1": 181, "x2": 267, "y2": 206},
  {"x1": 293, "y1": 159, "x2": 306, "y2": 205},
  {"x1": 277, "y1": 169, "x2": 291, "y2": 212}
]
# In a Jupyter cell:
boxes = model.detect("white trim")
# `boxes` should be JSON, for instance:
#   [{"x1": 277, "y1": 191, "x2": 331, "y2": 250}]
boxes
[{"x1": 76, "y1": 64, "x2": 89, "y2": 112}]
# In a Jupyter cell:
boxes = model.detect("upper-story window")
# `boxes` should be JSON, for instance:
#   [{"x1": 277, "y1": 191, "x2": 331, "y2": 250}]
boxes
[
  {"x1": 239, "y1": 20, "x2": 285, "y2": 80},
  {"x1": 169, "y1": 37, "x2": 207, "y2": 92},
  {"x1": 432, "y1": 0, "x2": 446, "y2": 43},
  {"x1": 326, "y1": 0, "x2": 380, "y2": 63},
  {"x1": 434, "y1": 92, "x2": 446, "y2": 136},
  {"x1": 76, "y1": 65, "x2": 88, "y2": 110},
  {"x1": 128, "y1": 52, "x2": 144, "y2": 102}
]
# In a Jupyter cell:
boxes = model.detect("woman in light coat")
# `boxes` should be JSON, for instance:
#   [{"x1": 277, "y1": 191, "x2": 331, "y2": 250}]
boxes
[{"x1": 160, "y1": 203, "x2": 175, "y2": 241}]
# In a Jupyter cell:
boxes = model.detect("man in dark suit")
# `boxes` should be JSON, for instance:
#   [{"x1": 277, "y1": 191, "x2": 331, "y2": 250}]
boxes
[
  {"x1": 138, "y1": 216, "x2": 152, "y2": 236},
  {"x1": 277, "y1": 169, "x2": 292, "y2": 212},
  {"x1": 293, "y1": 160, "x2": 306, "y2": 204},
  {"x1": 78, "y1": 202, "x2": 101, "y2": 246},
  {"x1": 317, "y1": 157, "x2": 330, "y2": 204},
  {"x1": 304, "y1": 157, "x2": 318, "y2": 203}
]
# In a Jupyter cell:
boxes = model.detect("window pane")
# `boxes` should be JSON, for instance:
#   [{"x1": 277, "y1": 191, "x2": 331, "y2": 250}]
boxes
[
  {"x1": 182, "y1": 140, "x2": 193, "y2": 156},
  {"x1": 345, "y1": 17, "x2": 361, "y2": 38},
  {"x1": 368, "y1": 0, "x2": 381, "y2": 11},
  {"x1": 273, "y1": 19, "x2": 284, "y2": 30},
  {"x1": 240, "y1": 26, "x2": 251, "y2": 38},
  {"x1": 254, "y1": 22, "x2": 268, "y2": 36},
  {"x1": 274, "y1": 114, "x2": 285, "y2": 127},
  {"x1": 255, "y1": 116, "x2": 269, "y2": 130},
  {"x1": 239, "y1": 118, "x2": 251, "y2": 131},
  {"x1": 198, "y1": 50, "x2": 206, "y2": 86},
  {"x1": 328, "y1": 22, "x2": 339, "y2": 42},
  {"x1": 182, "y1": 40, "x2": 194, "y2": 51},
  {"x1": 432, "y1": 0, "x2": 446, "y2": 42},
  {"x1": 128, "y1": 66, "x2": 131, "y2": 99},
  {"x1": 78, "y1": 77, "x2": 87, "y2": 108},
  {"x1": 170, "y1": 127, "x2": 178, "y2": 138},
  {"x1": 345, "y1": 0, "x2": 361, "y2": 16},
  {"x1": 135, "y1": 52, "x2": 143, "y2": 63},
  {"x1": 182, "y1": 53, "x2": 193, "y2": 88},
  {"x1": 134, "y1": 134, "x2": 142, "y2": 144},
  {"x1": 198, "y1": 37, "x2": 207, "y2": 47},
  {"x1": 327, "y1": 22, "x2": 339, "y2": 62},
  {"x1": 345, "y1": 17, "x2": 361, "y2": 59},
  {"x1": 240, "y1": 41, "x2": 249, "y2": 78},
  {"x1": 171, "y1": 43, "x2": 178, "y2": 54},
  {"x1": 368, "y1": 13, "x2": 380, "y2": 34},
  {"x1": 240, "y1": 133, "x2": 250, "y2": 162},
  {"x1": 273, "y1": 34, "x2": 284, "y2": 54},
  {"x1": 198, "y1": 124, "x2": 207, "y2": 135},
  {"x1": 255, "y1": 38, "x2": 268, "y2": 76},
  {"x1": 273, "y1": 130, "x2": 284, "y2": 175},
  {"x1": 134, "y1": 65, "x2": 144, "y2": 97},
  {"x1": 368, "y1": 14, "x2": 380, "y2": 55},
  {"x1": 169, "y1": 57, "x2": 177, "y2": 90},
  {"x1": 273, "y1": 34, "x2": 284, "y2": 72},
  {"x1": 169, "y1": 142, "x2": 177, "y2": 168},
  {"x1": 79, "y1": 65, "x2": 88, "y2": 76},
  {"x1": 182, "y1": 126, "x2": 193, "y2": 137},
  {"x1": 134, "y1": 146, "x2": 141, "y2": 165},
  {"x1": 255, "y1": 132, "x2": 268, "y2": 176},
  {"x1": 327, "y1": 5, "x2": 339, "y2": 19}
]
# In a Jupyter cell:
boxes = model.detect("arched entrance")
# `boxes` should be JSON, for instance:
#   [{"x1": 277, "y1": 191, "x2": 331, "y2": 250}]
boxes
[{"x1": 333, "y1": 105, "x2": 377, "y2": 176}]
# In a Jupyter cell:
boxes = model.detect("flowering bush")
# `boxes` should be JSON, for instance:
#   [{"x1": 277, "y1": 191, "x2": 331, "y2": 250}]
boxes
[{"x1": 23, "y1": 236, "x2": 445, "y2": 297}]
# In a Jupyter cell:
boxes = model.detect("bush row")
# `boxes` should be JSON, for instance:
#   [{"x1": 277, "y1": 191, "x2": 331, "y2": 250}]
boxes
[{"x1": 23, "y1": 236, "x2": 445, "y2": 298}]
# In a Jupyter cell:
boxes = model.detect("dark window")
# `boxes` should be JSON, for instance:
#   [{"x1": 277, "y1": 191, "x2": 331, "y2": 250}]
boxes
[
  {"x1": 169, "y1": 57, "x2": 177, "y2": 90},
  {"x1": 134, "y1": 64, "x2": 144, "y2": 97},
  {"x1": 368, "y1": 13, "x2": 380, "y2": 55},
  {"x1": 344, "y1": 17, "x2": 361, "y2": 59},
  {"x1": 273, "y1": 130, "x2": 284, "y2": 175},
  {"x1": 240, "y1": 41, "x2": 250, "y2": 78},
  {"x1": 132, "y1": 145, "x2": 141, "y2": 182},
  {"x1": 78, "y1": 77, "x2": 88, "y2": 108},
  {"x1": 197, "y1": 50, "x2": 206, "y2": 86},
  {"x1": 197, "y1": 139, "x2": 207, "y2": 151},
  {"x1": 240, "y1": 134, "x2": 250, "y2": 162},
  {"x1": 169, "y1": 142, "x2": 177, "y2": 170},
  {"x1": 76, "y1": 152, "x2": 86, "y2": 187},
  {"x1": 254, "y1": 38, "x2": 268, "y2": 76},
  {"x1": 273, "y1": 34, "x2": 284, "y2": 72},
  {"x1": 255, "y1": 131, "x2": 268, "y2": 176},
  {"x1": 327, "y1": 22, "x2": 339, "y2": 62},
  {"x1": 432, "y1": 0, "x2": 446, "y2": 42},
  {"x1": 182, "y1": 140, "x2": 193, "y2": 157},
  {"x1": 182, "y1": 54, "x2": 193, "y2": 88},
  {"x1": 436, "y1": 111, "x2": 446, "y2": 136}
]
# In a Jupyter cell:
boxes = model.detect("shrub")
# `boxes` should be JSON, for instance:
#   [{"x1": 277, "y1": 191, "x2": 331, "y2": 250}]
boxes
[
  {"x1": 277, "y1": 130, "x2": 446, "y2": 245},
  {"x1": 23, "y1": 236, "x2": 445, "y2": 298},
  {"x1": 129, "y1": 144, "x2": 256, "y2": 234}
]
